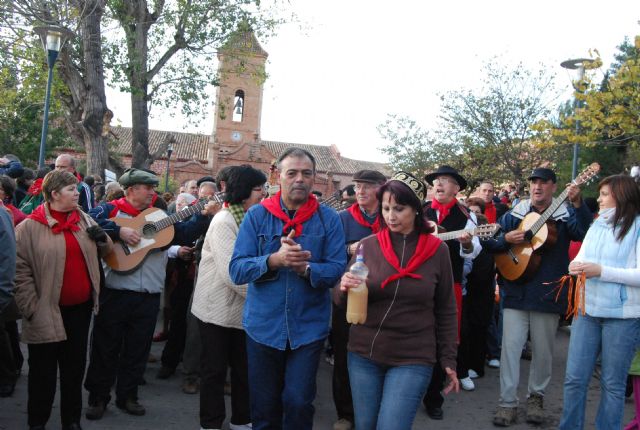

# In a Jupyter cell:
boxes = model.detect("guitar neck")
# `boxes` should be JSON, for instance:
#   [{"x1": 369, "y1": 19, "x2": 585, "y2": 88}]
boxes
[
  {"x1": 436, "y1": 226, "x2": 477, "y2": 241},
  {"x1": 153, "y1": 193, "x2": 224, "y2": 231},
  {"x1": 529, "y1": 187, "x2": 570, "y2": 235}
]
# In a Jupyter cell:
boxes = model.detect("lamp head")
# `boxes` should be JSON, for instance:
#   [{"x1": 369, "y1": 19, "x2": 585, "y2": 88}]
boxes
[{"x1": 33, "y1": 25, "x2": 74, "y2": 54}]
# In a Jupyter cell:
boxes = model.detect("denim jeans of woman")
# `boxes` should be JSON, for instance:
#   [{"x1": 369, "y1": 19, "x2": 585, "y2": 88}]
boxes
[
  {"x1": 348, "y1": 351, "x2": 433, "y2": 430},
  {"x1": 559, "y1": 313, "x2": 640, "y2": 430}
]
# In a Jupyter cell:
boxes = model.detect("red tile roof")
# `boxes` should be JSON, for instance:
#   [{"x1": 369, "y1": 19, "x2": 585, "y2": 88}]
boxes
[
  {"x1": 109, "y1": 127, "x2": 390, "y2": 176},
  {"x1": 110, "y1": 127, "x2": 210, "y2": 161},
  {"x1": 262, "y1": 141, "x2": 390, "y2": 176}
]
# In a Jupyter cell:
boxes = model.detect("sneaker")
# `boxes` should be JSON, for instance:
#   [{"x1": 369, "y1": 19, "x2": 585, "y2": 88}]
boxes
[
  {"x1": 85, "y1": 399, "x2": 107, "y2": 420},
  {"x1": 526, "y1": 393, "x2": 544, "y2": 424},
  {"x1": 468, "y1": 369, "x2": 480, "y2": 379},
  {"x1": 460, "y1": 376, "x2": 475, "y2": 391},
  {"x1": 182, "y1": 377, "x2": 200, "y2": 394},
  {"x1": 333, "y1": 418, "x2": 353, "y2": 430},
  {"x1": 229, "y1": 423, "x2": 253, "y2": 430},
  {"x1": 487, "y1": 358, "x2": 500, "y2": 368},
  {"x1": 493, "y1": 406, "x2": 517, "y2": 426},
  {"x1": 116, "y1": 398, "x2": 146, "y2": 416}
]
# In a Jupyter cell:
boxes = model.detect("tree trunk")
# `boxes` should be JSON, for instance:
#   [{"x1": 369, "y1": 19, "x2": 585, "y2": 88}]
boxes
[
  {"x1": 128, "y1": 1, "x2": 152, "y2": 169},
  {"x1": 79, "y1": 0, "x2": 110, "y2": 177}
]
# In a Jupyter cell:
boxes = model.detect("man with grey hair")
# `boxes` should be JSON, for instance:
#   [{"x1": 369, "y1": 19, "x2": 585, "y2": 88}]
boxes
[
  {"x1": 230, "y1": 147, "x2": 346, "y2": 429},
  {"x1": 55, "y1": 153, "x2": 94, "y2": 212}
]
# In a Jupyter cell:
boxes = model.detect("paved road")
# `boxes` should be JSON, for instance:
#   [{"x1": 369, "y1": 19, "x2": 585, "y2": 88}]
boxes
[{"x1": 0, "y1": 326, "x2": 634, "y2": 429}]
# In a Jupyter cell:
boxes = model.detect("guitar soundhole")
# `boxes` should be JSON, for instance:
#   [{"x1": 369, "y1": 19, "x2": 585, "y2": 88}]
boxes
[{"x1": 142, "y1": 223, "x2": 157, "y2": 238}]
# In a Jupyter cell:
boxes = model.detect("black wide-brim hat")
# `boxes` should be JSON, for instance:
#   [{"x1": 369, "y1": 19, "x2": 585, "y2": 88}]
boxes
[{"x1": 424, "y1": 165, "x2": 467, "y2": 191}]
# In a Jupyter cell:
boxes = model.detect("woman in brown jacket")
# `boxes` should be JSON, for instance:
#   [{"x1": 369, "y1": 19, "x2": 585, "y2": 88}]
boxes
[
  {"x1": 14, "y1": 170, "x2": 112, "y2": 430},
  {"x1": 335, "y1": 171, "x2": 459, "y2": 430}
]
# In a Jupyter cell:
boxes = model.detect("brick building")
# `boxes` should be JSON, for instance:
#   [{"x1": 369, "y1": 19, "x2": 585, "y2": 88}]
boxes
[{"x1": 103, "y1": 30, "x2": 389, "y2": 195}]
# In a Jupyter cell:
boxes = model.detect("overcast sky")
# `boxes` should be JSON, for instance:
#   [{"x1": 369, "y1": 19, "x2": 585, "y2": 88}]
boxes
[{"x1": 106, "y1": 0, "x2": 640, "y2": 163}]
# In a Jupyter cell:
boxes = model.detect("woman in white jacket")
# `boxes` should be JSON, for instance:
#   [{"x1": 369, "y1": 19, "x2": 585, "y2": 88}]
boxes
[
  {"x1": 191, "y1": 165, "x2": 267, "y2": 430},
  {"x1": 560, "y1": 174, "x2": 640, "y2": 430}
]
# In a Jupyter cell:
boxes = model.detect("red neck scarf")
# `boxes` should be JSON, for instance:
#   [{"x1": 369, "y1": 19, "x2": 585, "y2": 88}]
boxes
[
  {"x1": 261, "y1": 191, "x2": 319, "y2": 238},
  {"x1": 347, "y1": 203, "x2": 380, "y2": 233},
  {"x1": 27, "y1": 178, "x2": 43, "y2": 196},
  {"x1": 376, "y1": 228, "x2": 442, "y2": 289},
  {"x1": 485, "y1": 200, "x2": 497, "y2": 224},
  {"x1": 29, "y1": 203, "x2": 81, "y2": 234},
  {"x1": 431, "y1": 198, "x2": 458, "y2": 224},
  {"x1": 109, "y1": 197, "x2": 143, "y2": 217}
]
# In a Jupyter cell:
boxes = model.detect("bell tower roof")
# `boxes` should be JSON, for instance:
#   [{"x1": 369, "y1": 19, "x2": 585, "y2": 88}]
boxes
[{"x1": 220, "y1": 27, "x2": 269, "y2": 59}]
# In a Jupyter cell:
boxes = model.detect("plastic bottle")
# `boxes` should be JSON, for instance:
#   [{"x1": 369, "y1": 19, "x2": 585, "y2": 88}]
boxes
[{"x1": 346, "y1": 248, "x2": 369, "y2": 324}]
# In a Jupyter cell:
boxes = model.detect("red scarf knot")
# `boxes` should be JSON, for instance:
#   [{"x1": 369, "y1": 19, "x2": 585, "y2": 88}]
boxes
[
  {"x1": 29, "y1": 204, "x2": 81, "y2": 234},
  {"x1": 431, "y1": 198, "x2": 457, "y2": 224},
  {"x1": 260, "y1": 191, "x2": 319, "y2": 238},
  {"x1": 376, "y1": 228, "x2": 442, "y2": 289},
  {"x1": 27, "y1": 178, "x2": 43, "y2": 196},
  {"x1": 485, "y1": 200, "x2": 497, "y2": 224},
  {"x1": 109, "y1": 197, "x2": 143, "y2": 218},
  {"x1": 347, "y1": 203, "x2": 380, "y2": 233}
]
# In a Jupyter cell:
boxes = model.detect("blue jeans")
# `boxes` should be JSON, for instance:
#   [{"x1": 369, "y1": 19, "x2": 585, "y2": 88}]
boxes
[
  {"x1": 245, "y1": 336, "x2": 324, "y2": 430},
  {"x1": 559, "y1": 313, "x2": 640, "y2": 430},
  {"x1": 348, "y1": 352, "x2": 433, "y2": 430}
]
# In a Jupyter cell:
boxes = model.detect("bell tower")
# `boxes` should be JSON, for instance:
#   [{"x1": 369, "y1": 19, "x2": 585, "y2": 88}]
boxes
[{"x1": 212, "y1": 28, "x2": 268, "y2": 157}]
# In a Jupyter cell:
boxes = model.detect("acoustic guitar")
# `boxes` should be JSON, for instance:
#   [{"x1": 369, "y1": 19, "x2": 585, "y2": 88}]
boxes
[
  {"x1": 104, "y1": 193, "x2": 224, "y2": 273},
  {"x1": 494, "y1": 163, "x2": 600, "y2": 282},
  {"x1": 435, "y1": 223, "x2": 501, "y2": 241}
]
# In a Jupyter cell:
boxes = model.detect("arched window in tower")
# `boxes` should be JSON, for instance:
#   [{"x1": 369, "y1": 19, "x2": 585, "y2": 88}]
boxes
[{"x1": 233, "y1": 89, "x2": 244, "y2": 122}]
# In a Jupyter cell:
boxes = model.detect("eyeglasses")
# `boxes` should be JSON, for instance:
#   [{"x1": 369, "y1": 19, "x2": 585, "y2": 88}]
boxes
[{"x1": 432, "y1": 177, "x2": 457, "y2": 186}]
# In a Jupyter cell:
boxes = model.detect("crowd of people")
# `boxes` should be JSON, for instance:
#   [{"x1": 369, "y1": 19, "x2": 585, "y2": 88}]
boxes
[{"x1": 0, "y1": 149, "x2": 638, "y2": 430}]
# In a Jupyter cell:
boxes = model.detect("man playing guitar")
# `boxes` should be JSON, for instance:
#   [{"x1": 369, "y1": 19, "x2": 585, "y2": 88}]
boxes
[
  {"x1": 483, "y1": 167, "x2": 592, "y2": 427},
  {"x1": 84, "y1": 168, "x2": 218, "y2": 420},
  {"x1": 422, "y1": 165, "x2": 481, "y2": 420}
]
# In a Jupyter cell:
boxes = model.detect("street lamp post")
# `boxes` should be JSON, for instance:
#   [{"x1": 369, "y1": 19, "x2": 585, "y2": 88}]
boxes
[
  {"x1": 560, "y1": 58, "x2": 596, "y2": 180},
  {"x1": 164, "y1": 144, "x2": 174, "y2": 192},
  {"x1": 33, "y1": 25, "x2": 74, "y2": 169}
]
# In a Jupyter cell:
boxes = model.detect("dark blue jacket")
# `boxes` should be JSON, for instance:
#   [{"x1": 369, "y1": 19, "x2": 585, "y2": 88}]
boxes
[
  {"x1": 339, "y1": 209, "x2": 376, "y2": 247},
  {"x1": 482, "y1": 201, "x2": 592, "y2": 314},
  {"x1": 0, "y1": 160, "x2": 23, "y2": 179}
]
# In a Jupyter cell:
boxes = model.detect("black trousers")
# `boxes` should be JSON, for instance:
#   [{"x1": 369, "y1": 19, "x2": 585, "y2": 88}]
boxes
[
  {"x1": 0, "y1": 321, "x2": 20, "y2": 386},
  {"x1": 84, "y1": 288, "x2": 160, "y2": 404},
  {"x1": 331, "y1": 302, "x2": 354, "y2": 422},
  {"x1": 27, "y1": 301, "x2": 92, "y2": 427},
  {"x1": 198, "y1": 320, "x2": 250, "y2": 429},
  {"x1": 161, "y1": 281, "x2": 194, "y2": 369}
]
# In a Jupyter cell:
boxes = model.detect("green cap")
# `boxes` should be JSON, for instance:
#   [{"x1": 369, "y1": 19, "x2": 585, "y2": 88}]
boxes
[{"x1": 118, "y1": 168, "x2": 159, "y2": 188}]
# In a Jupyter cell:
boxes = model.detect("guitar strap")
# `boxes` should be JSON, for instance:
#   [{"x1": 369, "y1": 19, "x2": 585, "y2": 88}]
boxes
[{"x1": 456, "y1": 201, "x2": 477, "y2": 226}]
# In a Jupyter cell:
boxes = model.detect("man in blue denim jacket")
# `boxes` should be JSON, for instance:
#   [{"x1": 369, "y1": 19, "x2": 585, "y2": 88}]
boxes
[{"x1": 230, "y1": 148, "x2": 347, "y2": 430}]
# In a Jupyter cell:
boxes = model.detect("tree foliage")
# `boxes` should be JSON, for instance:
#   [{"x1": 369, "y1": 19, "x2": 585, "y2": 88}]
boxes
[
  {"x1": 0, "y1": 43, "x2": 72, "y2": 165},
  {"x1": 379, "y1": 61, "x2": 567, "y2": 192},
  {"x1": 533, "y1": 35, "x2": 640, "y2": 175}
]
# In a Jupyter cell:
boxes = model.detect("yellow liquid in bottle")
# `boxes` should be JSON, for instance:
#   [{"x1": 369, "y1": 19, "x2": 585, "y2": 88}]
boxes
[{"x1": 346, "y1": 281, "x2": 368, "y2": 324}]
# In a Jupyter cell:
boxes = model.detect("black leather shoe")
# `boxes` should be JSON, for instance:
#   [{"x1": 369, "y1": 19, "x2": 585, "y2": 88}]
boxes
[
  {"x1": 29, "y1": 426, "x2": 45, "y2": 430},
  {"x1": 85, "y1": 400, "x2": 106, "y2": 420},
  {"x1": 426, "y1": 406, "x2": 444, "y2": 420},
  {"x1": 116, "y1": 398, "x2": 146, "y2": 416},
  {"x1": 62, "y1": 423, "x2": 83, "y2": 430}
]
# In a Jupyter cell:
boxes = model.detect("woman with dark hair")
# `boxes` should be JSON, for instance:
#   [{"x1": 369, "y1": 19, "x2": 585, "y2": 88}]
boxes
[
  {"x1": 190, "y1": 164, "x2": 267, "y2": 430},
  {"x1": 0, "y1": 175, "x2": 26, "y2": 226},
  {"x1": 334, "y1": 171, "x2": 459, "y2": 430},
  {"x1": 14, "y1": 170, "x2": 112, "y2": 430},
  {"x1": 560, "y1": 174, "x2": 640, "y2": 430}
]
